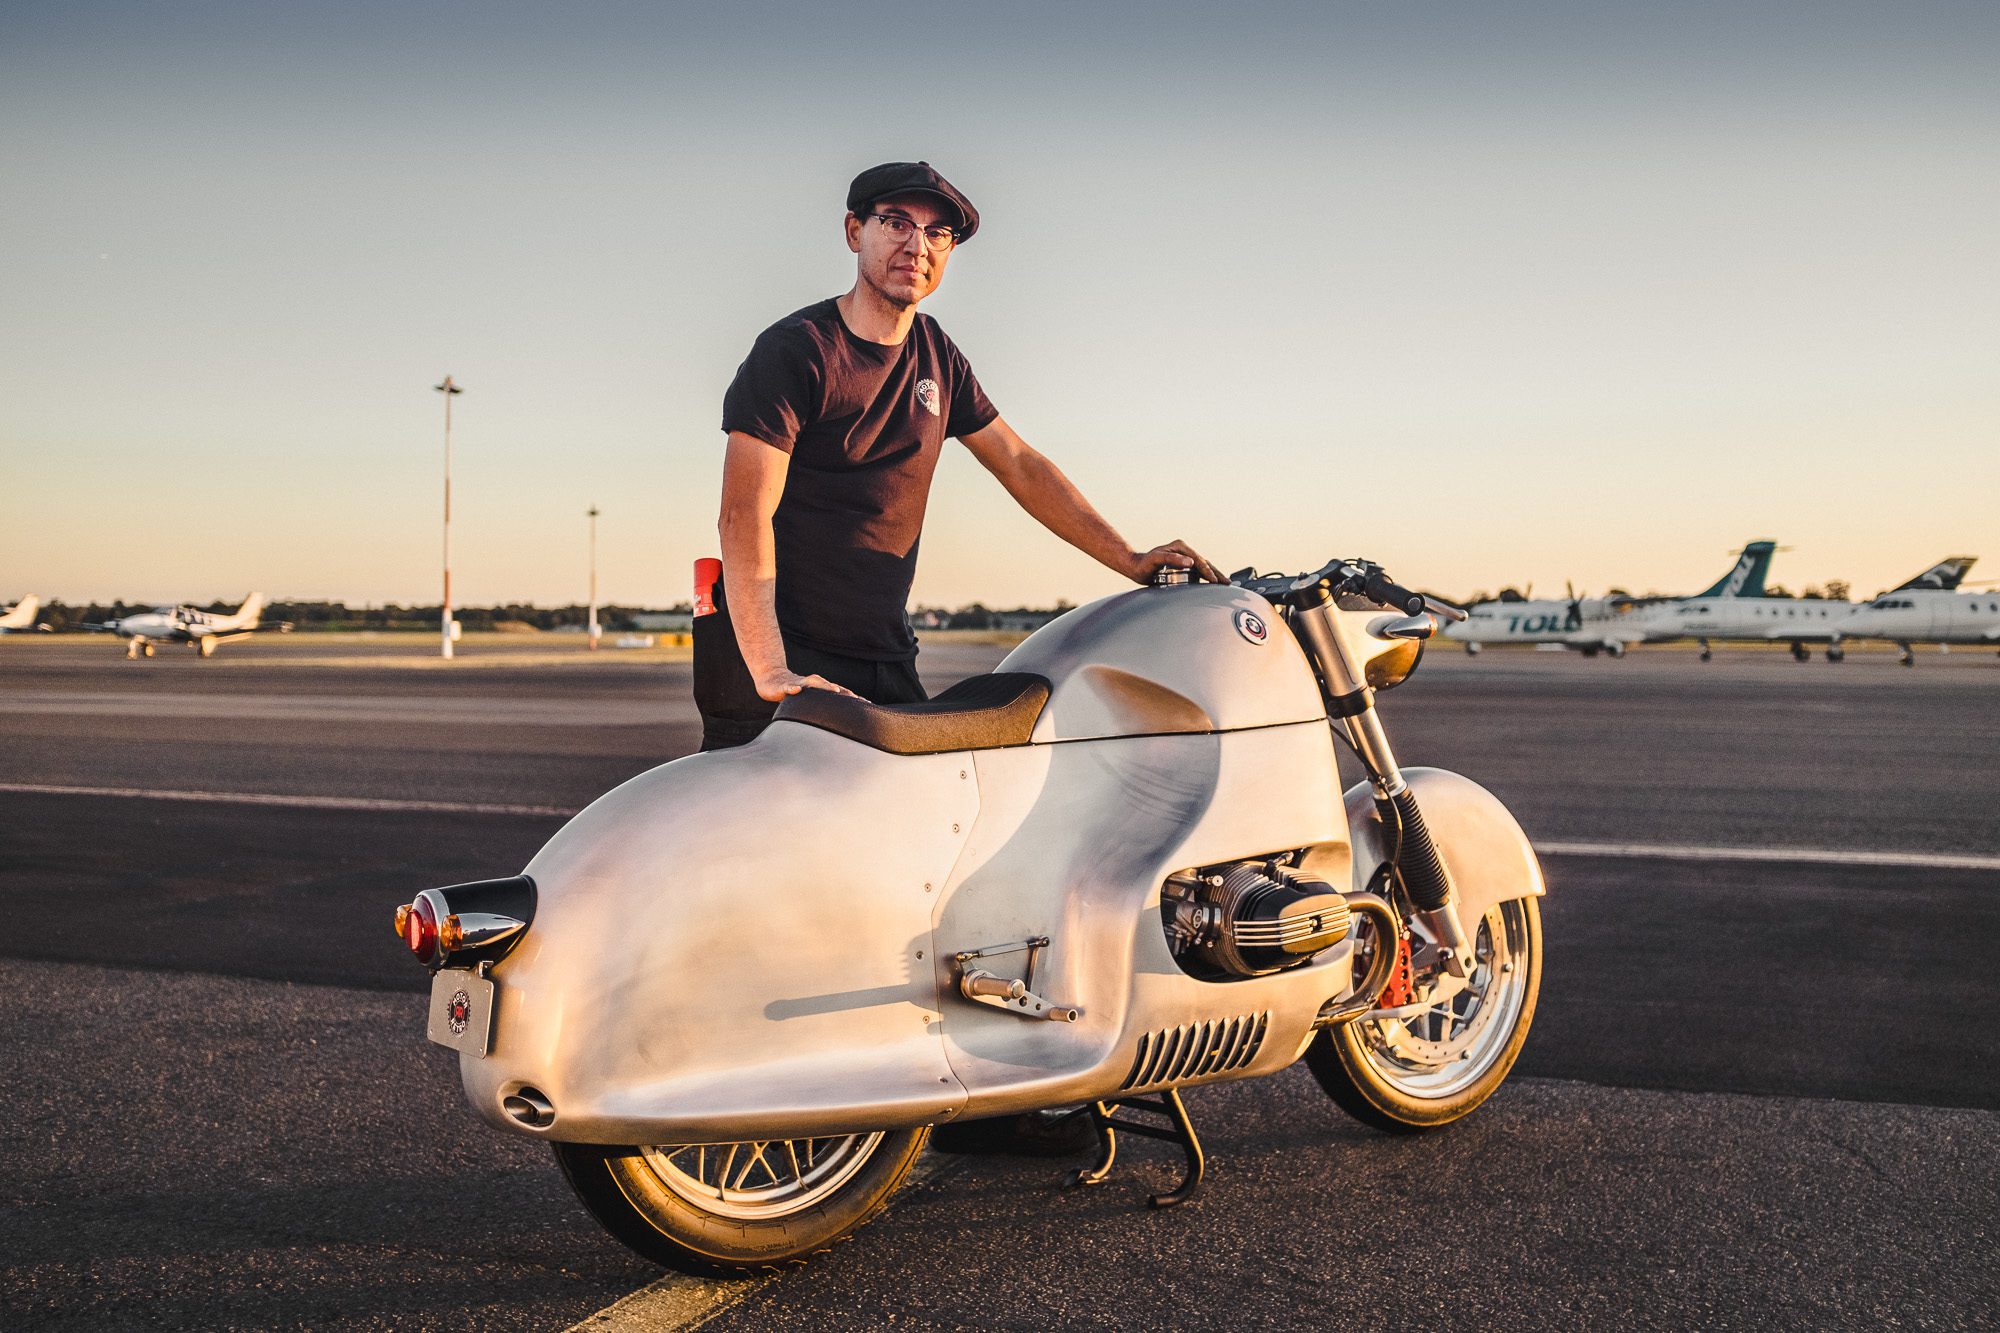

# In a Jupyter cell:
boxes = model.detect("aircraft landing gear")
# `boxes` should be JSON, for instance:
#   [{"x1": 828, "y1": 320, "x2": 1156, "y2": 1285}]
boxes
[
  {"x1": 127, "y1": 639, "x2": 153, "y2": 660},
  {"x1": 1826, "y1": 644, "x2": 1845, "y2": 663},
  {"x1": 1898, "y1": 642, "x2": 1915, "y2": 667},
  {"x1": 198, "y1": 636, "x2": 217, "y2": 658},
  {"x1": 1790, "y1": 641, "x2": 1810, "y2": 662},
  {"x1": 1698, "y1": 638, "x2": 1713, "y2": 663},
  {"x1": 1464, "y1": 642, "x2": 1481, "y2": 656}
]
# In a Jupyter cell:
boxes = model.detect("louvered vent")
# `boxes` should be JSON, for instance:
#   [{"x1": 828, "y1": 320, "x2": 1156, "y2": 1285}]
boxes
[{"x1": 1121, "y1": 1011, "x2": 1270, "y2": 1092}]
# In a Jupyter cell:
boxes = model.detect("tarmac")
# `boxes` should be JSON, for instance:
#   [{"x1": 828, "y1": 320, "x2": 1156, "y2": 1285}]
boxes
[{"x1": 1, "y1": 633, "x2": 1996, "y2": 1330}]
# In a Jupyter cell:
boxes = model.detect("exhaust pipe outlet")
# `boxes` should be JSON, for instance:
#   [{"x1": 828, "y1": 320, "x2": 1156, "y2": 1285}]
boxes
[{"x1": 503, "y1": 1087, "x2": 556, "y2": 1128}]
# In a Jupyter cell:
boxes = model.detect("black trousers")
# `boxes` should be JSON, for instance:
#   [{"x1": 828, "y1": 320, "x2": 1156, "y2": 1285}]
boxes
[{"x1": 693, "y1": 588, "x2": 926, "y2": 752}]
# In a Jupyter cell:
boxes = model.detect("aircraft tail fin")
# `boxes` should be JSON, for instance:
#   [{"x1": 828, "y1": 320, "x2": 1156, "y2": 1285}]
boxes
[
  {"x1": 1691, "y1": 541, "x2": 1776, "y2": 599},
  {"x1": 0, "y1": 595, "x2": 39, "y2": 629},
  {"x1": 1891, "y1": 556, "x2": 1977, "y2": 592},
  {"x1": 233, "y1": 593, "x2": 266, "y2": 626}
]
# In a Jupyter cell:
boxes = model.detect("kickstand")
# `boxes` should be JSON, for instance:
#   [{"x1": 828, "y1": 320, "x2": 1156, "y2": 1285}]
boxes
[{"x1": 1061, "y1": 1087, "x2": 1205, "y2": 1208}]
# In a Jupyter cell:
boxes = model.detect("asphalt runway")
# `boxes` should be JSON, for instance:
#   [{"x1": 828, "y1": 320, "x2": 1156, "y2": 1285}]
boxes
[{"x1": 2, "y1": 634, "x2": 1996, "y2": 1330}]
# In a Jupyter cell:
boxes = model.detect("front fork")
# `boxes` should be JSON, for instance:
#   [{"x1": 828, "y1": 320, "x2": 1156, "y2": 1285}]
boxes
[{"x1": 1286, "y1": 585, "x2": 1477, "y2": 979}]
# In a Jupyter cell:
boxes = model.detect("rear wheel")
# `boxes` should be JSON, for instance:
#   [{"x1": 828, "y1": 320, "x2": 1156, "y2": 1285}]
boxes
[
  {"x1": 1308, "y1": 897, "x2": 1540, "y2": 1132},
  {"x1": 554, "y1": 1128, "x2": 928, "y2": 1275}
]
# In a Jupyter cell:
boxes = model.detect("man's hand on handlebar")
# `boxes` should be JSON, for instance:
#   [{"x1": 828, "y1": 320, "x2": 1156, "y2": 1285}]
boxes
[
  {"x1": 1128, "y1": 541, "x2": 1225, "y2": 586},
  {"x1": 754, "y1": 669, "x2": 859, "y2": 704}
]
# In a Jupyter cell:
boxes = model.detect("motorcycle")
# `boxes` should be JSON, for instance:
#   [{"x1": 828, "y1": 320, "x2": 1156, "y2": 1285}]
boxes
[{"x1": 395, "y1": 557, "x2": 1545, "y2": 1274}]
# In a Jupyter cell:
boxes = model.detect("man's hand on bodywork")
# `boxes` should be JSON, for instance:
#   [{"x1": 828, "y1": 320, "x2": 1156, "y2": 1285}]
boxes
[
  {"x1": 1127, "y1": 541, "x2": 1225, "y2": 586},
  {"x1": 754, "y1": 669, "x2": 858, "y2": 703}
]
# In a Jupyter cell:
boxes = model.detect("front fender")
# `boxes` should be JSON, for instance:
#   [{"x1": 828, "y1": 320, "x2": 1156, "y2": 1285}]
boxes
[{"x1": 1345, "y1": 768, "x2": 1545, "y2": 924}]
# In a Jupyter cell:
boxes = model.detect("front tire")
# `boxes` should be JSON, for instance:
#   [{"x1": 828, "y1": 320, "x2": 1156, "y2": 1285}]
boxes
[
  {"x1": 554, "y1": 1128, "x2": 928, "y2": 1275},
  {"x1": 1307, "y1": 896, "x2": 1541, "y2": 1133}
]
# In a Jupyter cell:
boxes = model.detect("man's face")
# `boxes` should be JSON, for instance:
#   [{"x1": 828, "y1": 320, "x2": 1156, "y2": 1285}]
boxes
[{"x1": 845, "y1": 193, "x2": 954, "y2": 307}]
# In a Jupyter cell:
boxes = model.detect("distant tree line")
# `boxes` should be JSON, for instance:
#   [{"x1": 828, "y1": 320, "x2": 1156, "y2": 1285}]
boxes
[
  {"x1": 1462, "y1": 579, "x2": 1850, "y2": 605},
  {"x1": 30, "y1": 580, "x2": 1858, "y2": 634},
  {"x1": 30, "y1": 597, "x2": 1080, "y2": 632}
]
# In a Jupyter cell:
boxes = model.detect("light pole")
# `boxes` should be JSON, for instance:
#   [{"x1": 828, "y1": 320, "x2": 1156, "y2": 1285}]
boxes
[
  {"x1": 587, "y1": 503, "x2": 601, "y2": 651},
  {"x1": 434, "y1": 376, "x2": 462, "y2": 659}
]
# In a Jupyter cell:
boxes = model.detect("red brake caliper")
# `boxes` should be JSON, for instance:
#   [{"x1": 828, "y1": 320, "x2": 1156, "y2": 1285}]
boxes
[{"x1": 1376, "y1": 934, "x2": 1415, "y2": 1009}]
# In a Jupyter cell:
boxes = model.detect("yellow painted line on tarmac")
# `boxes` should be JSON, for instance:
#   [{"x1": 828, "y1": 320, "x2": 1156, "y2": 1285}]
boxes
[{"x1": 561, "y1": 1154, "x2": 962, "y2": 1333}]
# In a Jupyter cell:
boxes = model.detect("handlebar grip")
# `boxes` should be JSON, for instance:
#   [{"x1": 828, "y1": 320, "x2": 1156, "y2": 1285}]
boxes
[{"x1": 1363, "y1": 572, "x2": 1426, "y2": 616}]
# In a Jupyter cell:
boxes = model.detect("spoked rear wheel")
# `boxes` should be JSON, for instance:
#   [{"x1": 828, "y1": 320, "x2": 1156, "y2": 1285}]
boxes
[
  {"x1": 554, "y1": 1127, "x2": 928, "y2": 1274},
  {"x1": 1307, "y1": 896, "x2": 1541, "y2": 1132}
]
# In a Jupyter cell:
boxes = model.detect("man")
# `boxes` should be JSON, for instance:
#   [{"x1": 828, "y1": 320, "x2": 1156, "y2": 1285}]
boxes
[
  {"x1": 697, "y1": 160, "x2": 1222, "y2": 752},
  {"x1": 697, "y1": 162, "x2": 1221, "y2": 1156}
]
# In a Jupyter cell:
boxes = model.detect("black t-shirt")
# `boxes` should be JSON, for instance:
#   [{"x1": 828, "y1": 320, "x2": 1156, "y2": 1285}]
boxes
[{"x1": 721, "y1": 298, "x2": 999, "y2": 660}]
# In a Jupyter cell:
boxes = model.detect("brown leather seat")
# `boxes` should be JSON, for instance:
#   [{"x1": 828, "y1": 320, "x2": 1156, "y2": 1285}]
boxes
[{"x1": 773, "y1": 672, "x2": 1050, "y2": 755}]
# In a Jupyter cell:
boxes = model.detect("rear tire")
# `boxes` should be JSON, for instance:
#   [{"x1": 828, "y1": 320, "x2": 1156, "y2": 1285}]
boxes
[
  {"x1": 554, "y1": 1128, "x2": 928, "y2": 1275},
  {"x1": 1308, "y1": 897, "x2": 1541, "y2": 1133}
]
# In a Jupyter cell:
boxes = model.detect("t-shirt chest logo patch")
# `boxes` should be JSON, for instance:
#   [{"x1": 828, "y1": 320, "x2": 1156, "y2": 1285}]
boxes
[{"x1": 915, "y1": 378, "x2": 941, "y2": 417}]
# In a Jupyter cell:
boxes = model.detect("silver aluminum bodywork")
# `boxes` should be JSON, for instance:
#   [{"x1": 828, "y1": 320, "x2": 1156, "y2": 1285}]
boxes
[
  {"x1": 999, "y1": 583, "x2": 1324, "y2": 741},
  {"x1": 455, "y1": 584, "x2": 1542, "y2": 1145}
]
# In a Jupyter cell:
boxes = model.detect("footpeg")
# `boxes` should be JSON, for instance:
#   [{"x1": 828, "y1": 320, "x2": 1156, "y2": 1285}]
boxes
[
  {"x1": 959, "y1": 969, "x2": 1078, "y2": 1022},
  {"x1": 951, "y1": 937, "x2": 1080, "y2": 1022}
]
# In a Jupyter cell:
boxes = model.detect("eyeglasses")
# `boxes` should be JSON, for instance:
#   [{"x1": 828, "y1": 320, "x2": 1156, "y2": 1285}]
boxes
[{"x1": 867, "y1": 212, "x2": 958, "y2": 252}]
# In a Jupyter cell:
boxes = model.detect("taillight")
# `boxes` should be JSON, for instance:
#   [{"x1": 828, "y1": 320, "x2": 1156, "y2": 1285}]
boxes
[
  {"x1": 395, "y1": 879, "x2": 535, "y2": 970},
  {"x1": 399, "y1": 894, "x2": 441, "y2": 964}
]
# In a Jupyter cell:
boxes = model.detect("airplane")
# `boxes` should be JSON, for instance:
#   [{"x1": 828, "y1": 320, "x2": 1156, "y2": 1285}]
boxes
[
  {"x1": 78, "y1": 593, "x2": 291, "y2": 658},
  {"x1": 1443, "y1": 586, "x2": 1647, "y2": 657},
  {"x1": 0, "y1": 595, "x2": 45, "y2": 632},
  {"x1": 1831, "y1": 557, "x2": 1999, "y2": 665},
  {"x1": 1630, "y1": 549, "x2": 1969, "y2": 662},
  {"x1": 1446, "y1": 541, "x2": 1776, "y2": 657}
]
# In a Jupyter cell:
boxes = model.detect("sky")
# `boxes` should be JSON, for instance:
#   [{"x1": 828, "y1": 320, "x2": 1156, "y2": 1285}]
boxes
[{"x1": 2, "y1": 0, "x2": 1995, "y2": 609}]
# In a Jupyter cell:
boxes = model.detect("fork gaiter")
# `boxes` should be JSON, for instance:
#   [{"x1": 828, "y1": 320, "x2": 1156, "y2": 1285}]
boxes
[{"x1": 1376, "y1": 790, "x2": 1454, "y2": 911}]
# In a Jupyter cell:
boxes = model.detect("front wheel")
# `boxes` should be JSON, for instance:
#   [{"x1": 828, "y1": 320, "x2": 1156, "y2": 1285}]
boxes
[
  {"x1": 1307, "y1": 896, "x2": 1541, "y2": 1133},
  {"x1": 554, "y1": 1127, "x2": 929, "y2": 1275}
]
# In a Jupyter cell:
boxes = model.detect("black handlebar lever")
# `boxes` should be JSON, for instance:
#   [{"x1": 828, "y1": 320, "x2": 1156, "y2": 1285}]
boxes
[{"x1": 1361, "y1": 571, "x2": 1426, "y2": 618}]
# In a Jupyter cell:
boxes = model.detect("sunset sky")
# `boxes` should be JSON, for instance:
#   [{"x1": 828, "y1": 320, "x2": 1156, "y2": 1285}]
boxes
[{"x1": 3, "y1": 1, "x2": 1994, "y2": 609}]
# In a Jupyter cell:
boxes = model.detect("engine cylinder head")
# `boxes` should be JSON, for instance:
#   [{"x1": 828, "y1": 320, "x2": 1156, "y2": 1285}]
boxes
[{"x1": 1164, "y1": 862, "x2": 1351, "y2": 978}]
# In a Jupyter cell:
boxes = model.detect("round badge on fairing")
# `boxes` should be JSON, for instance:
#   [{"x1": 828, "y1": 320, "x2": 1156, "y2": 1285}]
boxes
[{"x1": 1235, "y1": 609, "x2": 1269, "y2": 645}]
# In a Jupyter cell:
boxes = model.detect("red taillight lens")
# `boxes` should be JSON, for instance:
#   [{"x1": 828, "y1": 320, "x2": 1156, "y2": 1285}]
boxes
[{"x1": 402, "y1": 896, "x2": 440, "y2": 964}]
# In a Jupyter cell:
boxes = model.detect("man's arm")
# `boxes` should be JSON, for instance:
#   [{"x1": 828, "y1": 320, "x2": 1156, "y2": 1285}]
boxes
[
  {"x1": 718, "y1": 432, "x2": 856, "y2": 701},
  {"x1": 958, "y1": 417, "x2": 1223, "y2": 584}
]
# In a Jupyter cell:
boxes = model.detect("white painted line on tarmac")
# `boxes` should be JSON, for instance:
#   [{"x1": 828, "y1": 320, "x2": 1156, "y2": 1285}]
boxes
[
  {"x1": 5, "y1": 783, "x2": 1996, "y2": 872},
  {"x1": 1539, "y1": 841, "x2": 2000, "y2": 873},
  {"x1": 0, "y1": 782, "x2": 576, "y2": 819},
  {"x1": 561, "y1": 1154, "x2": 962, "y2": 1333}
]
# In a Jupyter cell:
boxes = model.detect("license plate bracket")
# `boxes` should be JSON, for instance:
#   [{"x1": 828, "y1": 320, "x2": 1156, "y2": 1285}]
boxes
[{"x1": 427, "y1": 966, "x2": 496, "y2": 1057}]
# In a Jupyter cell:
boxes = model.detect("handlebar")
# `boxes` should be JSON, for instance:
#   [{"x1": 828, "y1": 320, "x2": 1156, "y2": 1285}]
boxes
[{"x1": 1228, "y1": 558, "x2": 1469, "y2": 622}]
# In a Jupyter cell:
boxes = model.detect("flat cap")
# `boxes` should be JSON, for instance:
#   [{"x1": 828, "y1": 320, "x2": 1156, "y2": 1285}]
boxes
[{"x1": 846, "y1": 161, "x2": 979, "y2": 242}]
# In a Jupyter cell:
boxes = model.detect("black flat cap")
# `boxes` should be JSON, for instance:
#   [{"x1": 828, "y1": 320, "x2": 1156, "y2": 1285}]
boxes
[{"x1": 846, "y1": 161, "x2": 979, "y2": 242}]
